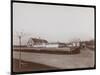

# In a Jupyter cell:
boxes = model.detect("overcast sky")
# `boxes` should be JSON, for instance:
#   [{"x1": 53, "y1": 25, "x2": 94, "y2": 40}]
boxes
[{"x1": 13, "y1": 3, "x2": 94, "y2": 45}]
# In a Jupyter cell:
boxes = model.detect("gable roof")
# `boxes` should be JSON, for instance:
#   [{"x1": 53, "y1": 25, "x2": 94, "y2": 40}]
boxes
[{"x1": 31, "y1": 38, "x2": 48, "y2": 43}]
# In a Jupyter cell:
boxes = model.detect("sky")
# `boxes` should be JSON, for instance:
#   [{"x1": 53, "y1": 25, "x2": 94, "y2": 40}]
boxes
[{"x1": 13, "y1": 3, "x2": 94, "y2": 45}]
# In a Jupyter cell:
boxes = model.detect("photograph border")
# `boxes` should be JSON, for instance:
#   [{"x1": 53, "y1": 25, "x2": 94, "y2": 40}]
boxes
[{"x1": 11, "y1": 0, "x2": 96, "y2": 74}]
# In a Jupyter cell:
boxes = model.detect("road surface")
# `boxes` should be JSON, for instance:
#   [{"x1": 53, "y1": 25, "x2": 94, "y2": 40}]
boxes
[{"x1": 13, "y1": 48, "x2": 94, "y2": 69}]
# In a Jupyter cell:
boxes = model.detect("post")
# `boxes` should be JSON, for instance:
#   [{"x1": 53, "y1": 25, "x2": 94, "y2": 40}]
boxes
[{"x1": 19, "y1": 36, "x2": 21, "y2": 69}]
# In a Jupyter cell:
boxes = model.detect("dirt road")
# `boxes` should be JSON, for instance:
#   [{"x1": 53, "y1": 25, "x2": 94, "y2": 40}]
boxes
[{"x1": 13, "y1": 48, "x2": 95, "y2": 70}]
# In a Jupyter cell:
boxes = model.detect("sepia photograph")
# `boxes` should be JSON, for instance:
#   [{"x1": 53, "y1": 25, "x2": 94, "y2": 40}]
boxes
[{"x1": 11, "y1": 0, "x2": 96, "y2": 74}]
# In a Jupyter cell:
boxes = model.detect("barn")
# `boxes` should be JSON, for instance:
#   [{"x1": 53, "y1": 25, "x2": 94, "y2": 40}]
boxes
[
  {"x1": 27, "y1": 38, "x2": 67, "y2": 48},
  {"x1": 27, "y1": 38, "x2": 48, "y2": 47}
]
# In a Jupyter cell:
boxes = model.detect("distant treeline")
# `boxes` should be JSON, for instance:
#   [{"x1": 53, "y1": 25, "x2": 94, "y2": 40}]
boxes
[{"x1": 83, "y1": 40, "x2": 95, "y2": 45}]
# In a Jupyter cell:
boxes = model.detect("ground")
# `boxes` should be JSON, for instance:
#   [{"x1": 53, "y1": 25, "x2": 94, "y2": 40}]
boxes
[
  {"x1": 13, "y1": 59, "x2": 58, "y2": 72},
  {"x1": 13, "y1": 47, "x2": 95, "y2": 72}
]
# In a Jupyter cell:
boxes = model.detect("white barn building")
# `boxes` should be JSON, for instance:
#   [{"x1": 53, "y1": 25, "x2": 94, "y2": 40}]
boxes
[{"x1": 27, "y1": 38, "x2": 66, "y2": 48}]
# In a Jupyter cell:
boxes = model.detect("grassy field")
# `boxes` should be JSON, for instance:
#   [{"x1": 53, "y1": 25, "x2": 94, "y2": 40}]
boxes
[{"x1": 13, "y1": 47, "x2": 80, "y2": 54}]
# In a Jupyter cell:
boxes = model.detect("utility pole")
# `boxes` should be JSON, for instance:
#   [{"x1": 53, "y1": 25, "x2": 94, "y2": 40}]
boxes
[
  {"x1": 16, "y1": 31, "x2": 31, "y2": 69},
  {"x1": 16, "y1": 32, "x2": 24, "y2": 69},
  {"x1": 18, "y1": 35, "x2": 21, "y2": 69}
]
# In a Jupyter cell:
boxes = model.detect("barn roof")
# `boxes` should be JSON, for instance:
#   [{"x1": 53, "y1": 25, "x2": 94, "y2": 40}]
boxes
[{"x1": 31, "y1": 38, "x2": 48, "y2": 43}]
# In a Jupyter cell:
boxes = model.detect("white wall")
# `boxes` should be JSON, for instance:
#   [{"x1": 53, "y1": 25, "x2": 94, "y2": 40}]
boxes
[{"x1": 0, "y1": 0, "x2": 97, "y2": 75}]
